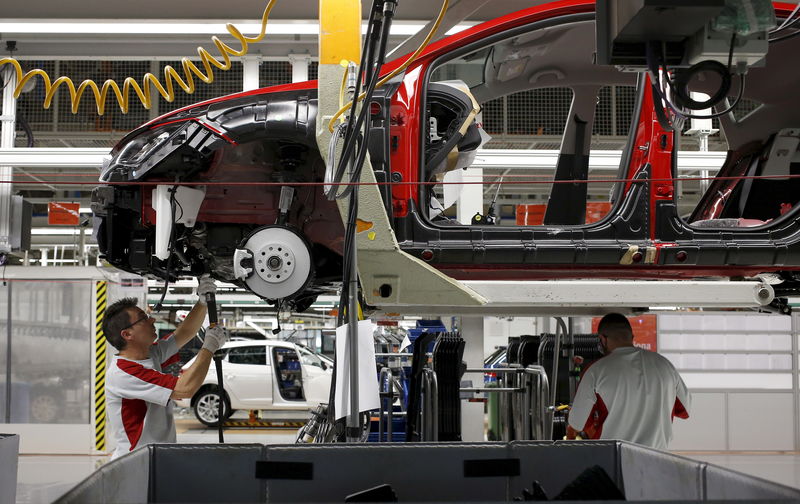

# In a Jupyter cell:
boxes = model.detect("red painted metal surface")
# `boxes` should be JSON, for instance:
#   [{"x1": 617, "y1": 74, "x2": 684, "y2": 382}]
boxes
[{"x1": 122, "y1": 0, "x2": 800, "y2": 284}]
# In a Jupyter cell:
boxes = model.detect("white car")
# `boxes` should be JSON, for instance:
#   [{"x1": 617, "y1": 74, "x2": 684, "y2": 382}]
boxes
[{"x1": 175, "y1": 340, "x2": 333, "y2": 426}]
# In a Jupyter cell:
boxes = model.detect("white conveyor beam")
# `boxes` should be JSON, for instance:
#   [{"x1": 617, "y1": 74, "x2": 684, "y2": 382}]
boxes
[{"x1": 374, "y1": 279, "x2": 775, "y2": 316}]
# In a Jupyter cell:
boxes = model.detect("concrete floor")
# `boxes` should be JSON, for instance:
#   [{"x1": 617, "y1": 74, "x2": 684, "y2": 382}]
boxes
[{"x1": 13, "y1": 421, "x2": 800, "y2": 503}]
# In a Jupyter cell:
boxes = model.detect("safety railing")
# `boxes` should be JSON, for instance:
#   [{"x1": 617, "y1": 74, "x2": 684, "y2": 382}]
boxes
[
  {"x1": 463, "y1": 365, "x2": 552, "y2": 441},
  {"x1": 376, "y1": 366, "x2": 408, "y2": 442}
]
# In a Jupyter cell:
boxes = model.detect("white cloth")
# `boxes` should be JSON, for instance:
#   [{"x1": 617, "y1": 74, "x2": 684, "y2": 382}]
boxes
[
  {"x1": 568, "y1": 346, "x2": 691, "y2": 450},
  {"x1": 333, "y1": 320, "x2": 381, "y2": 420},
  {"x1": 106, "y1": 335, "x2": 180, "y2": 459}
]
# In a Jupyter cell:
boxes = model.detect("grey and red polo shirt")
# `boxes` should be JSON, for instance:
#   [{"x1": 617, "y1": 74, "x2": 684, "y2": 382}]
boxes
[
  {"x1": 568, "y1": 346, "x2": 691, "y2": 450},
  {"x1": 106, "y1": 336, "x2": 180, "y2": 459}
]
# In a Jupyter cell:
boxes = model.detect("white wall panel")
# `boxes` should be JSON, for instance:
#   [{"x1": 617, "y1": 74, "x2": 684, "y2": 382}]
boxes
[
  {"x1": 658, "y1": 314, "x2": 682, "y2": 330},
  {"x1": 770, "y1": 354, "x2": 792, "y2": 370},
  {"x1": 670, "y1": 392, "x2": 726, "y2": 451},
  {"x1": 767, "y1": 316, "x2": 792, "y2": 331},
  {"x1": 728, "y1": 393, "x2": 794, "y2": 451},
  {"x1": 703, "y1": 354, "x2": 725, "y2": 370},
  {"x1": 725, "y1": 332, "x2": 747, "y2": 349},
  {"x1": 681, "y1": 373, "x2": 792, "y2": 390}
]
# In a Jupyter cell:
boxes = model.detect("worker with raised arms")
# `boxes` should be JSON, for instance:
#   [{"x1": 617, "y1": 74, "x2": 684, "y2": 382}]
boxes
[
  {"x1": 102, "y1": 277, "x2": 228, "y2": 459},
  {"x1": 567, "y1": 313, "x2": 691, "y2": 450}
]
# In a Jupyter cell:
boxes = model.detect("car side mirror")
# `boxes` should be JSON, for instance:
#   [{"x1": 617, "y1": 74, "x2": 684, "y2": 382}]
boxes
[{"x1": 320, "y1": 361, "x2": 328, "y2": 371}]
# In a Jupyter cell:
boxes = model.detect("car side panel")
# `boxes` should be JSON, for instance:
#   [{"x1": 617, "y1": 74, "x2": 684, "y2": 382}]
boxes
[{"x1": 223, "y1": 360, "x2": 273, "y2": 409}]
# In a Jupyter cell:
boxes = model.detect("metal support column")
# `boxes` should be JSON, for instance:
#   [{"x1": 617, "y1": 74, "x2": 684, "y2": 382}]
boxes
[
  {"x1": 242, "y1": 58, "x2": 260, "y2": 92},
  {"x1": 289, "y1": 54, "x2": 311, "y2": 83},
  {"x1": 317, "y1": 0, "x2": 362, "y2": 442},
  {"x1": 0, "y1": 66, "x2": 18, "y2": 254},
  {"x1": 792, "y1": 312, "x2": 799, "y2": 451},
  {"x1": 4, "y1": 282, "x2": 12, "y2": 423},
  {"x1": 346, "y1": 217, "x2": 360, "y2": 441},
  {"x1": 460, "y1": 316, "x2": 486, "y2": 441}
]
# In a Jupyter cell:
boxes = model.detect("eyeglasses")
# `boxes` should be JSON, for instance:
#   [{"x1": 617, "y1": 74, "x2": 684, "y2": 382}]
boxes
[{"x1": 121, "y1": 313, "x2": 151, "y2": 332}]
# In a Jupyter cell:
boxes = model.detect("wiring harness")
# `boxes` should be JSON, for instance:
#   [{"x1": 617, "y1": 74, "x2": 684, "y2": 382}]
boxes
[
  {"x1": 645, "y1": 37, "x2": 745, "y2": 132},
  {"x1": 646, "y1": 4, "x2": 800, "y2": 131}
]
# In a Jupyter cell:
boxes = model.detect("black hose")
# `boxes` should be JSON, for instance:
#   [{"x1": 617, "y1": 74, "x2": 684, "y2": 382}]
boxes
[
  {"x1": 17, "y1": 114, "x2": 34, "y2": 147},
  {"x1": 672, "y1": 60, "x2": 731, "y2": 111},
  {"x1": 213, "y1": 354, "x2": 224, "y2": 442},
  {"x1": 205, "y1": 291, "x2": 225, "y2": 443},
  {"x1": 328, "y1": 1, "x2": 396, "y2": 429}
]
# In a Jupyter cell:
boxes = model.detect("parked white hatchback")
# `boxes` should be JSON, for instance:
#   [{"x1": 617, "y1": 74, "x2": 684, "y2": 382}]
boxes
[{"x1": 175, "y1": 340, "x2": 333, "y2": 426}]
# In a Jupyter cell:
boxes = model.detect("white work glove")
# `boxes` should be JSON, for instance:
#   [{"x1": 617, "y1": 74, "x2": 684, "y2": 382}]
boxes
[
  {"x1": 196, "y1": 275, "x2": 217, "y2": 304},
  {"x1": 201, "y1": 326, "x2": 229, "y2": 354}
]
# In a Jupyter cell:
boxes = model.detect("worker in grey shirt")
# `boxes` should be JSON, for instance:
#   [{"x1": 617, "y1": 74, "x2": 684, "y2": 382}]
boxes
[
  {"x1": 567, "y1": 313, "x2": 691, "y2": 450},
  {"x1": 103, "y1": 277, "x2": 228, "y2": 459}
]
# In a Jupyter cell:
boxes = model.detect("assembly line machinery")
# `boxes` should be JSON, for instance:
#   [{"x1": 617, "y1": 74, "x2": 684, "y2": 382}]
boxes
[{"x1": 4, "y1": 0, "x2": 800, "y2": 502}]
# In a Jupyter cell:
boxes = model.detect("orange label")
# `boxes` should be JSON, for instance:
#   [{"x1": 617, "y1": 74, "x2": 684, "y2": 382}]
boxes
[
  {"x1": 48, "y1": 202, "x2": 81, "y2": 226},
  {"x1": 592, "y1": 314, "x2": 658, "y2": 352}
]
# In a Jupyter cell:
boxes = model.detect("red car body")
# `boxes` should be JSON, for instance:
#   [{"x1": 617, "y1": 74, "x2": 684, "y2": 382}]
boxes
[{"x1": 92, "y1": 1, "x2": 800, "y2": 307}]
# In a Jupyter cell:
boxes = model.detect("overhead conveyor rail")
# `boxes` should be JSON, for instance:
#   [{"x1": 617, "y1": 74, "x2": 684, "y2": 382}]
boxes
[{"x1": 375, "y1": 279, "x2": 777, "y2": 316}]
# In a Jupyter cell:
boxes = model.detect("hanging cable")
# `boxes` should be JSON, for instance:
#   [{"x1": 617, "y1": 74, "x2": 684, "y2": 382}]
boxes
[
  {"x1": 771, "y1": 4, "x2": 800, "y2": 34},
  {"x1": 327, "y1": 1, "x2": 397, "y2": 202},
  {"x1": 332, "y1": 0, "x2": 396, "y2": 329},
  {"x1": 646, "y1": 33, "x2": 746, "y2": 131},
  {"x1": 769, "y1": 25, "x2": 800, "y2": 43},
  {"x1": 0, "y1": 0, "x2": 278, "y2": 115},
  {"x1": 327, "y1": 0, "x2": 450, "y2": 132}
]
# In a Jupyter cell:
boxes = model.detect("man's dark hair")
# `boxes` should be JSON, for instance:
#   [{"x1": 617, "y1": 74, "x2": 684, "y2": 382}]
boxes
[
  {"x1": 597, "y1": 313, "x2": 633, "y2": 342},
  {"x1": 103, "y1": 297, "x2": 139, "y2": 351}
]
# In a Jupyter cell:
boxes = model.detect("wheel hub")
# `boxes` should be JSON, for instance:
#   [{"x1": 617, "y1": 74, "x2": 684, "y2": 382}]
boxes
[
  {"x1": 254, "y1": 243, "x2": 297, "y2": 284},
  {"x1": 233, "y1": 225, "x2": 313, "y2": 300}
]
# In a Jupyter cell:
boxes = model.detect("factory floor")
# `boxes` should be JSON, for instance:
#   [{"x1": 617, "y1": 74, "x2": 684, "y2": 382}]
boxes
[{"x1": 14, "y1": 420, "x2": 800, "y2": 503}]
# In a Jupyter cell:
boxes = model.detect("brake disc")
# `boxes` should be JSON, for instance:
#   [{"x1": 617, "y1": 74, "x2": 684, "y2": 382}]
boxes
[{"x1": 233, "y1": 225, "x2": 314, "y2": 300}]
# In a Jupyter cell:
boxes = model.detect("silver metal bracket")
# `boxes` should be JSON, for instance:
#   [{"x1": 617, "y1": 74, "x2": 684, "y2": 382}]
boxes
[{"x1": 232, "y1": 248, "x2": 254, "y2": 280}]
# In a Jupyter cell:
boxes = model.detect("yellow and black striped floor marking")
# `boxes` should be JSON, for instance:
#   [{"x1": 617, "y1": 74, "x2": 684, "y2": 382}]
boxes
[
  {"x1": 222, "y1": 420, "x2": 305, "y2": 429},
  {"x1": 94, "y1": 281, "x2": 108, "y2": 452}
]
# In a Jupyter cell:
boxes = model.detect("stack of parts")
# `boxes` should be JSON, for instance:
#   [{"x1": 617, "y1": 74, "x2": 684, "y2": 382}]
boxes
[
  {"x1": 432, "y1": 332, "x2": 465, "y2": 442},
  {"x1": 405, "y1": 332, "x2": 437, "y2": 441}
]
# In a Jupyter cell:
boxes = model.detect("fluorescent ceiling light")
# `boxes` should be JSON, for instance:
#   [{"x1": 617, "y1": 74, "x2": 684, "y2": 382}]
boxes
[{"x1": 0, "y1": 20, "x2": 475, "y2": 36}]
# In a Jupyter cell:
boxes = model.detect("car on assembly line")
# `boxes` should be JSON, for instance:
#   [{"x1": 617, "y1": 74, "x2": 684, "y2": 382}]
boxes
[
  {"x1": 175, "y1": 339, "x2": 333, "y2": 426},
  {"x1": 92, "y1": 1, "x2": 800, "y2": 310}
]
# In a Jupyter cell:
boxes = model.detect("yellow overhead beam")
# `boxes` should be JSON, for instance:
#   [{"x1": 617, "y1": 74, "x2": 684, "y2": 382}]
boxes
[{"x1": 319, "y1": 0, "x2": 362, "y2": 65}]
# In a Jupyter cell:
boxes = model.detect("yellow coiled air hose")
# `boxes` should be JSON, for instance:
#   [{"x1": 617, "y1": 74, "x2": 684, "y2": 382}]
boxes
[
  {"x1": 0, "y1": 0, "x2": 278, "y2": 115},
  {"x1": 0, "y1": 0, "x2": 448, "y2": 119}
]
